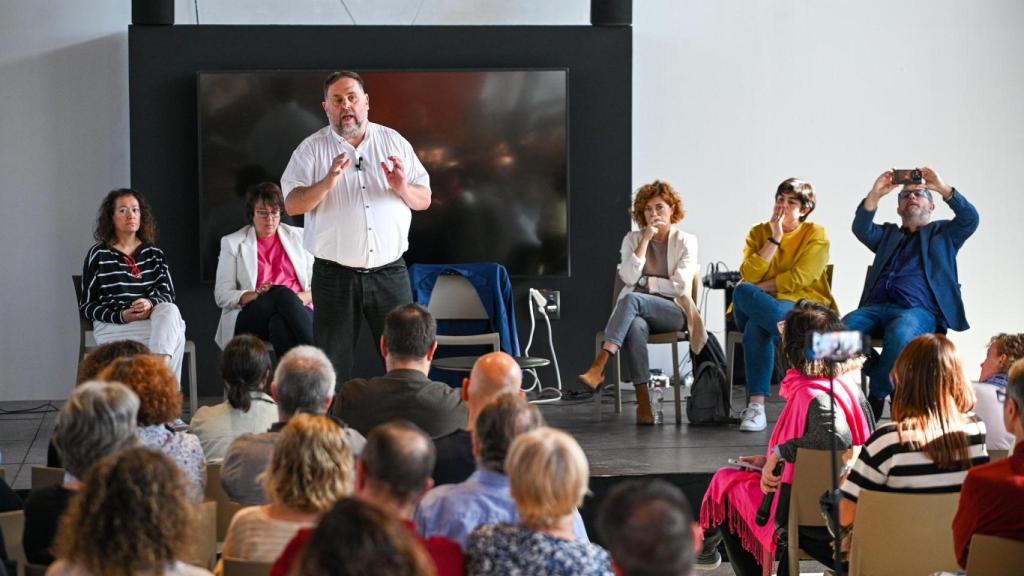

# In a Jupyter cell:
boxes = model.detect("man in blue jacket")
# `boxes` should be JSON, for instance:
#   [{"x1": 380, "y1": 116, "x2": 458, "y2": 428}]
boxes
[{"x1": 844, "y1": 166, "x2": 979, "y2": 419}]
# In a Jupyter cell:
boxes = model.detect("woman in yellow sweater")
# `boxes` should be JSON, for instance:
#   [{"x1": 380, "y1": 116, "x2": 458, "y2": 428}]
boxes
[{"x1": 734, "y1": 178, "x2": 837, "y2": 432}]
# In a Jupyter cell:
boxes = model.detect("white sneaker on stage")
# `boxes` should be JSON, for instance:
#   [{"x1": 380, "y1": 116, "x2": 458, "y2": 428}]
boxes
[{"x1": 739, "y1": 403, "x2": 766, "y2": 432}]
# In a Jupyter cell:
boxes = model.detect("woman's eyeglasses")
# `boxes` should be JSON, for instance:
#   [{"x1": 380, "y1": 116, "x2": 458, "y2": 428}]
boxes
[{"x1": 255, "y1": 209, "x2": 281, "y2": 219}]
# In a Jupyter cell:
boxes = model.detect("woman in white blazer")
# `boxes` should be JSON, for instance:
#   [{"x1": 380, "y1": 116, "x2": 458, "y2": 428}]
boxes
[
  {"x1": 214, "y1": 182, "x2": 314, "y2": 355},
  {"x1": 579, "y1": 181, "x2": 700, "y2": 425}
]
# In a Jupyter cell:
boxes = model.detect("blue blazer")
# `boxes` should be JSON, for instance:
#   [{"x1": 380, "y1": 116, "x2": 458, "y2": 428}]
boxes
[{"x1": 852, "y1": 189, "x2": 979, "y2": 331}]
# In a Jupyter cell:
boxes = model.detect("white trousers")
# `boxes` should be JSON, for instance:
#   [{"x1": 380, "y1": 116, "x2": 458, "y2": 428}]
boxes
[{"x1": 92, "y1": 302, "x2": 187, "y2": 384}]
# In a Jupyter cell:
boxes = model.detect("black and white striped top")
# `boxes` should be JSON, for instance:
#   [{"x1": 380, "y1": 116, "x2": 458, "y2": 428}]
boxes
[
  {"x1": 80, "y1": 243, "x2": 175, "y2": 324},
  {"x1": 840, "y1": 415, "x2": 988, "y2": 502}
]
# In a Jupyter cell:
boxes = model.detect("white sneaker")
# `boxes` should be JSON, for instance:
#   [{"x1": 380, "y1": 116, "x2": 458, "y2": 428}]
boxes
[{"x1": 739, "y1": 403, "x2": 767, "y2": 432}]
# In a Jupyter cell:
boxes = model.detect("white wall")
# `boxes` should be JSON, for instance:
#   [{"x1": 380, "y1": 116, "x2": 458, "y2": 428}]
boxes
[
  {"x1": 638, "y1": 0, "x2": 1024, "y2": 380},
  {"x1": 3, "y1": 0, "x2": 1021, "y2": 400}
]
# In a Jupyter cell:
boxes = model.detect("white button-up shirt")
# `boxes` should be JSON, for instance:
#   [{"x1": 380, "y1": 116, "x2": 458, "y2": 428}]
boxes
[{"x1": 281, "y1": 123, "x2": 429, "y2": 269}]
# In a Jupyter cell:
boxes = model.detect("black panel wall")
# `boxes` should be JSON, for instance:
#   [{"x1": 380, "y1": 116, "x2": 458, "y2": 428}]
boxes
[{"x1": 129, "y1": 25, "x2": 631, "y2": 396}]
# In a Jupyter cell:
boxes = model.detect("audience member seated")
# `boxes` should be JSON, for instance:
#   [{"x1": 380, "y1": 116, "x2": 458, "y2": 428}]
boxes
[
  {"x1": 333, "y1": 304, "x2": 467, "y2": 438},
  {"x1": 47, "y1": 340, "x2": 149, "y2": 468},
  {"x1": 23, "y1": 382, "x2": 139, "y2": 565},
  {"x1": 47, "y1": 447, "x2": 212, "y2": 576},
  {"x1": 700, "y1": 301, "x2": 873, "y2": 576},
  {"x1": 842, "y1": 167, "x2": 979, "y2": 420},
  {"x1": 432, "y1": 351, "x2": 524, "y2": 486},
  {"x1": 98, "y1": 355, "x2": 206, "y2": 501},
  {"x1": 599, "y1": 479, "x2": 700, "y2": 576},
  {"x1": 214, "y1": 182, "x2": 314, "y2": 355},
  {"x1": 972, "y1": 332, "x2": 1024, "y2": 451},
  {"x1": 221, "y1": 345, "x2": 365, "y2": 505},
  {"x1": 837, "y1": 335, "x2": 988, "y2": 560},
  {"x1": 290, "y1": 498, "x2": 435, "y2": 576},
  {"x1": 270, "y1": 421, "x2": 464, "y2": 576},
  {"x1": 467, "y1": 427, "x2": 613, "y2": 575},
  {"x1": 416, "y1": 394, "x2": 588, "y2": 546},
  {"x1": 79, "y1": 188, "x2": 187, "y2": 382},
  {"x1": 216, "y1": 413, "x2": 354, "y2": 574},
  {"x1": 191, "y1": 335, "x2": 279, "y2": 462},
  {"x1": 578, "y1": 180, "x2": 705, "y2": 426},
  {"x1": 952, "y1": 358, "x2": 1024, "y2": 568},
  {"x1": 731, "y1": 178, "x2": 836, "y2": 432}
]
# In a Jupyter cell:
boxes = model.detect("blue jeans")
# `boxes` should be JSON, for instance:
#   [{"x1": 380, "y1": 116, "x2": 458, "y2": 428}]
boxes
[
  {"x1": 842, "y1": 304, "x2": 937, "y2": 399},
  {"x1": 732, "y1": 283, "x2": 795, "y2": 398},
  {"x1": 603, "y1": 292, "x2": 685, "y2": 383}
]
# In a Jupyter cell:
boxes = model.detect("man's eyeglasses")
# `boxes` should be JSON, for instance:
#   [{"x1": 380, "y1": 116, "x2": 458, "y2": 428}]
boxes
[
  {"x1": 255, "y1": 209, "x2": 281, "y2": 219},
  {"x1": 898, "y1": 189, "x2": 930, "y2": 201},
  {"x1": 996, "y1": 388, "x2": 1007, "y2": 404}
]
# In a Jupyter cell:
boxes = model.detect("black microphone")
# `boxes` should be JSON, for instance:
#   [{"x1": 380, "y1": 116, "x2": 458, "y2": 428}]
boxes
[
  {"x1": 356, "y1": 156, "x2": 363, "y2": 171},
  {"x1": 755, "y1": 460, "x2": 786, "y2": 527}
]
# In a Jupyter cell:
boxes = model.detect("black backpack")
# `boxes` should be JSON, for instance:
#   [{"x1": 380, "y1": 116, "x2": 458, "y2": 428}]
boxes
[{"x1": 686, "y1": 333, "x2": 736, "y2": 425}]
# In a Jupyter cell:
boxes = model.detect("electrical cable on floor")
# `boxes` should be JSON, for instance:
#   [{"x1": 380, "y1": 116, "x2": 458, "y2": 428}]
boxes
[
  {"x1": 523, "y1": 289, "x2": 563, "y2": 404},
  {"x1": 0, "y1": 401, "x2": 59, "y2": 415}
]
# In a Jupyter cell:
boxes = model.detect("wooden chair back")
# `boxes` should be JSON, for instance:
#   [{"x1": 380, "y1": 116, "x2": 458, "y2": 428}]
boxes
[
  {"x1": 222, "y1": 558, "x2": 273, "y2": 576},
  {"x1": 184, "y1": 500, "x2": 218, "y2": 570},
  {"x1": 848, "y1": 490, "x2": 960, "y2": 576},
  {"x1": 205, "y1": 463, "x2": 244, "y2": 543},
  {"x1": 966, "y1": 534, "x2": 1024, "y2": 576},
  {"x1": 0, "y1": 510, "x2": 26, "y2": 570},
  {"x1": 787, "y1": 448, "x2": 853, "y2": 571},
  {"x1": 31, "y1": 466, "x2": 65, "y2": 491}
]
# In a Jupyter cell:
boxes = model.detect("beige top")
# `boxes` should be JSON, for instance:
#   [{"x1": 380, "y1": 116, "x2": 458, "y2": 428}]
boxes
[
  {"x1": 641, "y1": 238, "x2": 670, "y2": 282},
  {"x1": 190, "y1": 393, "x2": 279, "y2": 462},
  {"x1": 46, "y1": 560, "x2": 212, "y2": 576},
  {"x1": 214, "y1": 506, "x2": 318, "y2": 575}
]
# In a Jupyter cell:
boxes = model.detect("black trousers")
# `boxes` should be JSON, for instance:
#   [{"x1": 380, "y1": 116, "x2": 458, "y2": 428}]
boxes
[
  {"x1": 234, "y1": 286, "x2": 314, "y2": 358},
  {"x1": 312, "y1": 257, "x2": 413, "y2": 390}
]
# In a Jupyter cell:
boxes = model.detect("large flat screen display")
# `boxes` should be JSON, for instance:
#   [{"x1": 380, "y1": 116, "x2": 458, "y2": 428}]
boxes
[{"x1": 197, "y1": 69, "x2": 569, "y2": 281}]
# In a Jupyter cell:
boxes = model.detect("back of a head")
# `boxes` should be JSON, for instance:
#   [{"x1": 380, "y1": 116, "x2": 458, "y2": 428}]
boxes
[
  {"x1": 384, "y1": 304, "x2": 436, "y2": 361},
  {"x1": 220, "y1": 334, "x2": 272, "y2": 412},
  {"x1": 468, "y1": 351, "x2": 523, "y2": 407},
  {"x1": 891, "y1": 334, "x2": 975, "y2": 470},
  {"x1": 598, "y1": 479, "x2": 696, "y2": 576},
  {"x1": 77, "y1": 340, "x2": 150, "y2": 384},
  {"x1": 473, "y1": 393, "x2": 543, "y2": 474},
  {"x1": 298, "y1": 498, "x2": 435, "y2": 576},
  {"x1": 1007, "y1": 359, "x2": 1024, "y2": 430},
  {"x1": 781, "y1": 300, "x2": 853, "y2": 377},
  {"x1": 274, "y1": 345, "x2": 336, "y2": 417},
  {"x1": 97, "y1": 355, "x2": 180, "y2": 426},
  {"x1": 56, "y1": 446, "x2": 192, "y2": 576},
  {"x1": 264, "y1": 413, "x2": 355, "y2": 514},
  {"x1": 54, "y1": 381, "x2": 140, "y2": 479},
  {"x1": 361, "y1": 421, "x2": 436, "y2": 506},
  {"x1": 507, "y1": 426, "x2": 589, "y2": 529}
]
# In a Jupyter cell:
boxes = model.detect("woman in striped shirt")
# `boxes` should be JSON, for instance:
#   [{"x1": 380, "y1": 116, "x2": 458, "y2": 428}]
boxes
[
  {"x1": 839, "y1": 334, "x2": 988, "y2": 530},
  {"x1": 79, "y1": 189, "x2": 186, "y2": 381}
]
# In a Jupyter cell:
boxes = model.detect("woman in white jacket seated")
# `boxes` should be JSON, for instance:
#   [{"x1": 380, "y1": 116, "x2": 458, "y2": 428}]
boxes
[
  {"x1": 578, "y1": 180, "x2": 702, "y2": 425},
  {"x1": 214, "y1": 182, "x2": 314, "y2": 356}
]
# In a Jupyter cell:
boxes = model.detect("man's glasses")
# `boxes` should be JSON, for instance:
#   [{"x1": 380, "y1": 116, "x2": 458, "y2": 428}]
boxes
[
  {"x1": 255, "y1": 209, "x2": 281, "y2": 219},
  {"x1": 898, "y1": 189, "x2": 930, "y2": 201}
]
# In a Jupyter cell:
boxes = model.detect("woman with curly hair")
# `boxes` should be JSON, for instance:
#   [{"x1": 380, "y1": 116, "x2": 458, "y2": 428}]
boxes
[
  {"x1": 79, "y1": 188, "x2": 186, "y2": 382},
  {"x1": 578, "y1": 180, "x2": 705, "y2": 425},
  {"x1": 49, "y1": 447, "x2": 212, "y2": 576},
  {"x1": 98, "y1": 355, "x2": 206, "y2": 501},
  {"x1": 215, "y1": 413, "x2": 354, "y2": 573},
  {"x1": 973, "y1": 332, "x2": 1024, "y2": 450},
  {"x1": 732, "y1": 178, "x2": 837, "y2": 432}
]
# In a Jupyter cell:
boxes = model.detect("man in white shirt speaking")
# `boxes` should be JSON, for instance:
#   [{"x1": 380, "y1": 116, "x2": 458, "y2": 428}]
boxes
[{"x1": 281, "y1": 70, "x2": 431, "y2": 388}]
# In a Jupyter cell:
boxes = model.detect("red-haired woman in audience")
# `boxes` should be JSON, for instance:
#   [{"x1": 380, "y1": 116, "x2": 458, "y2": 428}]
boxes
[
  {"x1": 699, "y1": 302, "x2": 873, "y2": 576},
  {"x1": 48, "y1": 447, "x2": 212, "y2": 576},
  {"x1": 578, "y1": 180, "x2": 705, "y2": 425},
  {"x1": 98, "y1": 355, "x2": 206, "y2": 501},
  {"x1": 80, "y1": 188, "x2": 187, "y2": 382},
  {"x1": 190, "y1": 335, "x2": 279, "y2": 462},
  {"x1": 215, "y1": 414, "x2": 354, "y2": 574},
  {"x1": 973, "y1": 332, "x2": 1024, "y2": 450}
]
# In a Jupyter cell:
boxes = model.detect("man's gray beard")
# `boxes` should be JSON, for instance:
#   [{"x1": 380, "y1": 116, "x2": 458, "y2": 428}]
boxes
[{"x1": 336, "y1": 119, "x2": 366, "y2": 139}]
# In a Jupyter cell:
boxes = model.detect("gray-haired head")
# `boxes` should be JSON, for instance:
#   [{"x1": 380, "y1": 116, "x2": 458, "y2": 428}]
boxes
[
  {"x1": 54, "y1": 381, "x2": 140, "y2": 479},
  {"x1": 273, "y1": 345, "x2": 336, "y2": 419}
]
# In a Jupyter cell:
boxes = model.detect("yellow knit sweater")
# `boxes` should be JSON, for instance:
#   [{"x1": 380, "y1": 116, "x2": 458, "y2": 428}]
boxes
[{"x1": 739, "y1": 221, "x2": 838, "y2": 312}]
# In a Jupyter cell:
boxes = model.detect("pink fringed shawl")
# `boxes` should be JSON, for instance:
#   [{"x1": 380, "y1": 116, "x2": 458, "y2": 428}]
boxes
[{"x1": 699, "y1": 369, "x2": 872, "y2": 575}]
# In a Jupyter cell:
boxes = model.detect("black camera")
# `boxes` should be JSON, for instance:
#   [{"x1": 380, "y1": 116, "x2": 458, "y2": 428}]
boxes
[{"x1": 893, "y1": 168, "x2": 924, "y2": 185}]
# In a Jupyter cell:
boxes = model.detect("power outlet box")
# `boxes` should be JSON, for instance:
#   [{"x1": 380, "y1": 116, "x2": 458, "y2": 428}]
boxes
[{"x1": 535, "y1": 289, "x2": 561, "y2": 319}]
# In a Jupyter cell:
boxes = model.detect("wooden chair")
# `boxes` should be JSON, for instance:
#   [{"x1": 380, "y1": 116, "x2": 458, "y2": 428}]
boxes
[
  {"x1": 184, "y1": 500, "x2": 218, "y2": 570},
  {"x1": 966, "y1": 534, "x2": 1024, "y2": 576},
  {"x1": 73, "y1": 274, "x2": 200, "y2": 418},
  {"x1": 0, "y1": 468, "x2": 5, "y2": 481},
  {"x1": 786, "y1": 448, "x2": 853, "y2": 572},
  {"x1": 205, "y1": 462, "x2": 244, "y2": 544},
  {"x1": 988, "y1": 449, "x2": 1009, "y2": 462},
  {"x1": 594, "y1": 270, "x2": 699, "y2": 425},
  {"x1": 30, "y1": 466, "x2": 65, "y2": 490},
  {"x1": 222, "y1": 558, "x2": 273, "y2": 576},
  {"x1": 848, "y1": 490, "x2": 961, "y2": 576},
  {"x1": 0, "y1": 510, "x2": 26, "y2": 573}
]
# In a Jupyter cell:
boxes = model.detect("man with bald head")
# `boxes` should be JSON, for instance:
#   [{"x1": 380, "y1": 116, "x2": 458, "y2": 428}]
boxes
[{"x1": 430, "y1": 351, "x2": 524, "y2": 485}]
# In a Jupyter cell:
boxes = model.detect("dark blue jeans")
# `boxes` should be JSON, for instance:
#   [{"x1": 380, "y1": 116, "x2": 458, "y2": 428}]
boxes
[
  {"x1": 842, "y1": 303, "x2": 937, "y2": 398},
  {"x1": 732, "y1": 283, "x2": 795, "y2": 398}
]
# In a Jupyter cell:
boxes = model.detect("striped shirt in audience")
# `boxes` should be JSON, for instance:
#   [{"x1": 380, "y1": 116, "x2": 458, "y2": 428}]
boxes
[
  {"x1": 80, "y1": 242, "x2": 175, "y2": 324},
  {"x1": 841, "y1": 416, "x2": 988, "y2": 501}
]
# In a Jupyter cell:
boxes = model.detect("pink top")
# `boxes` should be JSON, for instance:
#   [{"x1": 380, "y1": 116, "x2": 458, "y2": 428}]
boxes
[{"x1": 256, "y1": 233, "x2": 303, "y2": 296}]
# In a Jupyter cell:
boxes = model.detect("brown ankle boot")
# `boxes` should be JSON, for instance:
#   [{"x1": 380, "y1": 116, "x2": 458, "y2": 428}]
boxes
[
  {"x1": 578, "y1": 349, "x2": 611, "y2": 390},
  {"x1": 634, "y1": 383, "x2": 655, "y2": 425}
]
